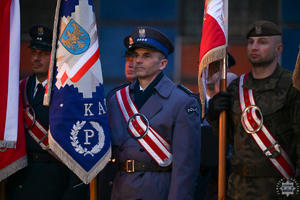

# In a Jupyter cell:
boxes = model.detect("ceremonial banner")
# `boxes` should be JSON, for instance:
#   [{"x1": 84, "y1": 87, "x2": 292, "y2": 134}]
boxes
[
  {"x1": 198, "y1": 0, "x2": 227, "y2": 118},
  {"x1": 45, "y1": 0, "x2": 111, "y2": 184},
  {"x1": 0, "y1": 0, "x2": 27, "y2": 181}
]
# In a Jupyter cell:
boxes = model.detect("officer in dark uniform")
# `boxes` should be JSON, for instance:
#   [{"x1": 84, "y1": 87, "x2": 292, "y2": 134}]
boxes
[
  {"x1": 5, "y1": 25, "x2": 89, "y2": 200},
  {"x1": 108, "y1": 27, "x2": 201, "y2": 200}
]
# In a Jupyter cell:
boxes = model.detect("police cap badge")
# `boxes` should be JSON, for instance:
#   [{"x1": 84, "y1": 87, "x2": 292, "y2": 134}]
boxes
[
  {"x1": 129, "y1": 27, "x2": 174, "y2": 58},
  {"x1": 28, "y1": 25, "x2": 53, "y2": 51}
]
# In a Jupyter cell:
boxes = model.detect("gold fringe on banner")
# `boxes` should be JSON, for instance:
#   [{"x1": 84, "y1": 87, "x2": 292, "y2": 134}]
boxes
[
  {"x1": 293, "y1": 45, "x2": 300, "y2": 91},
  {"x1": 198, "y1": 45, "x2": 226, "y2": 118}
]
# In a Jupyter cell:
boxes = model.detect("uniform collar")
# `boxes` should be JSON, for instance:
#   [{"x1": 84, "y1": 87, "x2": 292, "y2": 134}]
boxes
[
  {"x1": 35, "y1": 76, "x2": 47, "y2": 88},
  {"x1": 243, "y1": 64, "x2": 282, "y2": 91},
  {"x1": 130, "y1": 74, "x2": 174, "y2": 99}
]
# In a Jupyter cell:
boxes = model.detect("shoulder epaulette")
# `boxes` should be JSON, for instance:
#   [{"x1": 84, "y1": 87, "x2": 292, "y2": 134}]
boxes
[
  {"x1": 177, "y1": 84, "x2": 195, "y2": 95},
  {"x1": 113, "y1": 82, "x2": 131, "y2": 91}
]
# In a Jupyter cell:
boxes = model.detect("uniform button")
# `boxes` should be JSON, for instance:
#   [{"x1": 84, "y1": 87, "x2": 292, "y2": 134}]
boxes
[
  {"x1": 18, "y1": 185, "x2": 22, "y2": 189},
  {"x1": 109, "y1": 181, "x2": 113, "y2": 186},
  {"x1": 139, "y1": 148, "x2": 144, "y2": 152},
  {"x1": 120, "y1": 172, "x2": 123, "y2": 176}
]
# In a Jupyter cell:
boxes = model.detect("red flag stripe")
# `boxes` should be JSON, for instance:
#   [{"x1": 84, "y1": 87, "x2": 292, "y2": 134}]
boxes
[{"x1": 199, "y1": 13, "x2": 226, "y2": 63}]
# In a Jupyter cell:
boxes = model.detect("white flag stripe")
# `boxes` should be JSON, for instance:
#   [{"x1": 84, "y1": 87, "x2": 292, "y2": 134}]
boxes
[
  {"x1": 66, "y1": 29, "x2": 98, "y2": 78},
  {"x1": 4, "y1": 0, "x2": 20, "y2": 142},
  {"x1": 206, "y1": 0, "x2": 225, "y2": 37}
]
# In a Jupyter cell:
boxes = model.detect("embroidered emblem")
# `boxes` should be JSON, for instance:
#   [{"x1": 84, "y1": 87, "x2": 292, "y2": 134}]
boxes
[
  {"x1": 60, "y1": 19, "x2": 90, "y2": 55},
  {"x1": 70, "y1": 121, "x2": 105, "y2": 156},
  {"x1": 255, "y1": 25, "x2": 262, "y2": 35},
  {"x1": 276, "y1": 178, "x2": 299, "y2": 197},
  {"x1": 187, "y1": 107, "x2": 198, "y2": 114},
  {"x1": 139, "y1": 28, "x2": 146, "y2": 38}
]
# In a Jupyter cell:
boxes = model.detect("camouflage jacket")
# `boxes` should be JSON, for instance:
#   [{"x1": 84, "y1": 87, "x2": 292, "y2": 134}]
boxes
[{"x1": 209, "y1": 65, "x2": 300, "y2": 200}]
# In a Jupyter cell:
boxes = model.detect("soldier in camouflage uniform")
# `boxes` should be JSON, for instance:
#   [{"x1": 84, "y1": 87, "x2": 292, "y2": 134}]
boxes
[{"x1": 207, "y1": 20, "x2": 300, "y2": 199}]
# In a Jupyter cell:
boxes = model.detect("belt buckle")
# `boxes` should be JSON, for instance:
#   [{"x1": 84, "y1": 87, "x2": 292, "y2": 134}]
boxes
[{"x1": 126, "y1": 160, "x2": 135, "y2": 173}]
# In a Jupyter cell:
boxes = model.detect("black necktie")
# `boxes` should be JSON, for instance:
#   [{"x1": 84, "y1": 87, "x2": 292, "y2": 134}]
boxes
[{"x1": 34, "y1": 83, "x2": 43, "y2": 98}]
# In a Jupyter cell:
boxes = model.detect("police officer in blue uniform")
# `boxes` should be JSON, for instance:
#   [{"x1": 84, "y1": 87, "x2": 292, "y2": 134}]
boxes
[
  {"x1": 5, "y1": 25, "x2": 89, "y2": 200},
  {"x1": 107, "y1": 27, "x2": 201, "y2": 200}
]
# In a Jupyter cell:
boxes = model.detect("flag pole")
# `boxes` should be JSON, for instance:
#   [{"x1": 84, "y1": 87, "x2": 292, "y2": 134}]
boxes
[
  {"x1": 218, "y1": 1, "x2": 228, "y2": 200},
  {"x1": 218, "y1": 56, "x2": 227, "y2": 200},
  {"x1": 90, "y1": 177, "x2": 97, "y2": 200},
  {"x1": 0, "y1": 180, "x2": 5, "y2": 200}
]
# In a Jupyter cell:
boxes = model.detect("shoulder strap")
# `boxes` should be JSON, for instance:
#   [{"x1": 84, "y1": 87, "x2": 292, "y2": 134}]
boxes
[
  {"x1": 239, "y1": 74, "x2": 295, "y2": 181},
  {"x1": 20, "y1": 77, "x2": 53, "y2": 154},
  {"x1": 115, "y1": 86, "x2": 172, "y2": 167}
]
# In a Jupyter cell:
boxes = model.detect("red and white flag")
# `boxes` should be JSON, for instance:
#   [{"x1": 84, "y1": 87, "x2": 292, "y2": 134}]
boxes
[
  {"x1": 0, "y1": 0, "x2": 27, "y2": 182},
  {"x1": 198, "y1": 0, "x2": 228, "y2": 118}
]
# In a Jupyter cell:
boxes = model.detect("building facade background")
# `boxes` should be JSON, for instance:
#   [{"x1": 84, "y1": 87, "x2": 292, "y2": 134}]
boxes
[{"x1": 20, "y1": 0, "x2": 300, "y2": 94}]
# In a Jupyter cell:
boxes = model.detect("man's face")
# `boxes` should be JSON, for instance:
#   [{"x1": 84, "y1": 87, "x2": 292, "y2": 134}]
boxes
[
  {"x1": 124, "y1": 56, "x2": 136, "y2": 83},
  {"x1": 247, "y1": 36, "x2": 281, "y2": 67},
  {"x1": 30, "y1": 48, "x2": 51, "y2": 81},
  {"x1": 133, "y1": 48, "x2": 166, "y2": 82}
]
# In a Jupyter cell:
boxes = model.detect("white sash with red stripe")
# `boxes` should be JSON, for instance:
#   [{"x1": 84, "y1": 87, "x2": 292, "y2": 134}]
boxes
[
  {"x1": 116, "y1": 86, "x2": 172, "y2": 166},
  {"x1": 239, "y1": 73, "x2": 295, "y2": 181},
  {"x1": 20, "y1": 78, "x2": 50, "y2": 151}
]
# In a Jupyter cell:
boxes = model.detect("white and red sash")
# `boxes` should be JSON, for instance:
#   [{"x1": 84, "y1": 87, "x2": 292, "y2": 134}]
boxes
[
  {"x1": 20, "y1": 78, "x2": 49, "y2": 151},
  {"x1": 239, "y1": 73, "x2": 295, "y2": 181},
  {"x1": 116, "y1": 86, "x2": 172, "y2": 166}
]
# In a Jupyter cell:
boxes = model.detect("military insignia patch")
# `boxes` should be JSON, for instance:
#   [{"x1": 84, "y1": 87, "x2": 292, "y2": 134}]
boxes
[
  {"x1": 255, "y1": 25, "x2": 262, "y2": 35},
  {"x1": 60, "y1": 19, "x2": 90, "y2": 55},
  {"x1": 187, "y1": 107, "x2": 198, "y2": 114}
]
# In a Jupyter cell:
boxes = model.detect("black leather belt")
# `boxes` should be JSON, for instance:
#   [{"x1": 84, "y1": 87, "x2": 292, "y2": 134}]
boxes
[
  {"x1": 234, "y1": 165, "x2": 281, "y2": 177},
  {"x1": 28, "y1": 152, "x2": 58, "y2": 163},
  {"x1": 119, "y1": 160, "x2": 172, "y2": 173}
]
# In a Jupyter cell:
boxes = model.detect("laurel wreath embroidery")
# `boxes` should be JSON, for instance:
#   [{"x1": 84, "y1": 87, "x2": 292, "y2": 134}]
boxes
[{"x1": 70, "y1": 121, "x2": 105, "y2": 156}]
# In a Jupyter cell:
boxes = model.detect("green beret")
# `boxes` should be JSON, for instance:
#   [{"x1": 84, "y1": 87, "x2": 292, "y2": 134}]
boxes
[{"x1": 246, "y1": 20, "x2": 282, "y2": 39}]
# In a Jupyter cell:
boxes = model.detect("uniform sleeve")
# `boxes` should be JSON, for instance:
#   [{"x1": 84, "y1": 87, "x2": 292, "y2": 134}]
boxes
[
  {"x1": 168, "y1": 96, "x2": 201, "y2": 200},
  {"x1": 288, "y1": 87, "x2": 300, "y2": 177}
]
